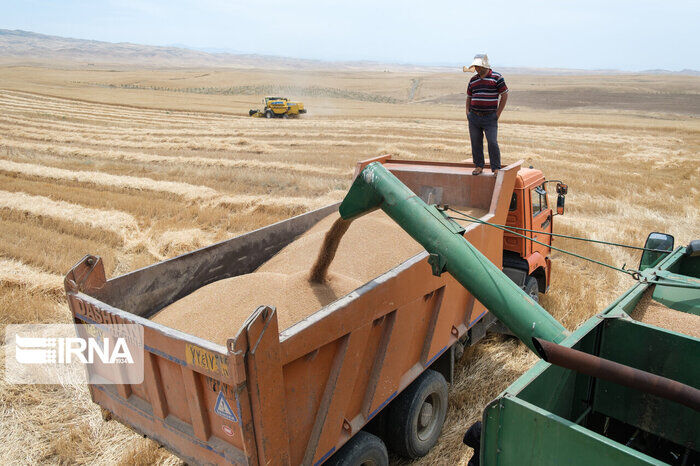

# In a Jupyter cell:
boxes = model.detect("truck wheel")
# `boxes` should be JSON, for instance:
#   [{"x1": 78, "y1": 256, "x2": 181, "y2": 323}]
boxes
[
  {"x1": 282, "y1": 113, "x2": 289, "y2": 119},
  {"x1": 386, "y1": 369, "x2": 448, "y2": 459},
  {"x1": 524, "y1": 276, "x2": 539, "y2": 303},
  {"x1": 265, "y1": 110, "x2": 272, "y2": 119},
  {"x1": 324, "y1": 431, "x2": 388, "y2": 466}
]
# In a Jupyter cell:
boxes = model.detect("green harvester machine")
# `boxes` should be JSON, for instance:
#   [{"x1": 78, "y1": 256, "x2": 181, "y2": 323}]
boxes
[{"x1": 340, "y1": 162, "x2": 700, "y2": 465}]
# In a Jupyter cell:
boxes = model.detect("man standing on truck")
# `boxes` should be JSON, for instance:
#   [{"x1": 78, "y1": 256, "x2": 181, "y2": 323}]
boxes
[{"x1": 464, "y1": 54, "x2": 509, "y2": 176}]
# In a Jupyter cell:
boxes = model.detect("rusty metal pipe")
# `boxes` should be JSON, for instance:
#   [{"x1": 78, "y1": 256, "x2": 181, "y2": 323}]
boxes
[{"x1": 532, "y1": 337, "x2": 700, "y2": 412}]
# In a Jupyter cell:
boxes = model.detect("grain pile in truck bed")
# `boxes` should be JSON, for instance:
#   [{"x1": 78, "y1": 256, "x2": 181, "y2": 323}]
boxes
[
  {"x1": 152, "y1": 207, "x2": 486, "y2": 344},
  {"x1": 630, "y1": 289, "x2": 700, "y2": 339}
]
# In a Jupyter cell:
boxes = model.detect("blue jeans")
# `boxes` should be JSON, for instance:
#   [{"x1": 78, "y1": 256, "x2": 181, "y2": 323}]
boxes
[{"x1": 468, "y1": 112, "x2": 501, "y2": 170}]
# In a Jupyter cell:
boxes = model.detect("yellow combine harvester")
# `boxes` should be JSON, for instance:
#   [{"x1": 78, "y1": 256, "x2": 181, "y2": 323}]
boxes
[{"x1": 249, "y1": 96, "x2": 306, "y2": 118}]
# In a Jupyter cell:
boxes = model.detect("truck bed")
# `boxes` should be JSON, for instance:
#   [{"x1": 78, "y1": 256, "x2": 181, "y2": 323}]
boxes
[
  {"x1": 152, "y1": 207, "x2": 487, "y2": 343},
  {"x1": 64, "y1": 156, "x2": 521, "y2": 465}
]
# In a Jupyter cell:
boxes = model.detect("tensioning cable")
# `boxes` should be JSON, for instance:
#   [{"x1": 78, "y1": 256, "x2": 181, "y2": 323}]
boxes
[
  {"x1": 446, "y1": 208, "x2": 671, "y2": 253},
  {"x1": 444, "y1": 206, "x2": 700, "y2": 290}
]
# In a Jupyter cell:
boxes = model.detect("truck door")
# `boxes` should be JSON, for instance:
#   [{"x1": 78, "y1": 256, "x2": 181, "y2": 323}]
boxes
[{"x1": 530, "y1": 183, "x2": 552, "y2": 257}]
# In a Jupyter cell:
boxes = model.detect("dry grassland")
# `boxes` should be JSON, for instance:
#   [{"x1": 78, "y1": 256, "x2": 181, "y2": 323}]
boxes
[{"x1": 0, "y1": 65, "x2": 698, "y2": 465}]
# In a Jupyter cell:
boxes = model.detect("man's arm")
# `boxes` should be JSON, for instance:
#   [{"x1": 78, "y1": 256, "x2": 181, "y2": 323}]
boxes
[
  {"x1": 496, "y1": 93, "x2": 508, "y2": 119},
  {"x1": 495, "y1": 75, "x2": 509, "y2": 119},
  {"x1": 466, "y1": 97, "x2": 471, "y2": 116}
]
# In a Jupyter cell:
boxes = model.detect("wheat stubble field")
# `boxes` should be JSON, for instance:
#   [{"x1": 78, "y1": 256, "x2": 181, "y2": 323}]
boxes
[{"x1": 0, "y1": 65, "x2": 698, "y2": 465}]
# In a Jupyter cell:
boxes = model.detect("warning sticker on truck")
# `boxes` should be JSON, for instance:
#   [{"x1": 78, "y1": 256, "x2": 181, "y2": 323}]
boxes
[
  {"x1": 185, "y1": 344, "x2": 229, "y2": 377},
  {"x1": 214, "y1": 391, "x2": 238, "y2": 422}
]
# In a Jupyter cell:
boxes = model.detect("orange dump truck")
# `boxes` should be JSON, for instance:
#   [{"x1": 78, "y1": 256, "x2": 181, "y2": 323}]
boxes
[{"x1": 64, "y1": 156, "x2": 567, "y2": 465}]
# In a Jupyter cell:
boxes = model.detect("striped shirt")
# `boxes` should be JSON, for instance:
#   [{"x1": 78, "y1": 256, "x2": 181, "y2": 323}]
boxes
[{"x1": 467, "y1": 70, "x2": 508, "y2": 112}]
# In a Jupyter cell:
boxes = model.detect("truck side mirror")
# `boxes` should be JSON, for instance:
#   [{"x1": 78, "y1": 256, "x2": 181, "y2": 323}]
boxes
[
  {"x1": 554, "y1": 182, "x2": 567, "y2": 215},
  {"x1": 639, "y1": 232, "x2": 674, "y2": 271},
  {"x1": 556, "y1": 194, "x2": 565, "y2": 215}
]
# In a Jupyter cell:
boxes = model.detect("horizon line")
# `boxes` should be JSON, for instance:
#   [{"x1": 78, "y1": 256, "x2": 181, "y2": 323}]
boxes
[{"x1": 1, "y1": 28, "x2": 698, "y2": 74}]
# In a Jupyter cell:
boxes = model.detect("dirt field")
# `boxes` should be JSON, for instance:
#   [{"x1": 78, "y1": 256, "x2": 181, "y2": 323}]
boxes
[{"x1": 0, "y1": 65, "x2": 698, "y2": 465}]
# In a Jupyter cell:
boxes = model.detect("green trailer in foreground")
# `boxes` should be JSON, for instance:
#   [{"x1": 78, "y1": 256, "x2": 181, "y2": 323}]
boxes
[
  {"x1": 340, "y1": 162, "x2": 699, "y2": 465},
  {"x1": 481, "y1": 243, "x2": 700, "y2": 465}
]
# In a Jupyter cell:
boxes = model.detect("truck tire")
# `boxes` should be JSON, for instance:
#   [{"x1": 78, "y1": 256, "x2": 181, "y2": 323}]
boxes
[
  {"x1": 524, "y1": 276, "x2": 539, "y2": 303},
  {"x1": 282, "y1": 113, "x2": 289, "y2": 119},
  {"x1": 324, "y1": 431, "x2": 388, "y2": 466},
  {"x1": 386, "y1": 369, "x2": 448, "y2": 459},
  {"x1": 265, "y1": 110, "x2": 272, "y2": 118}
]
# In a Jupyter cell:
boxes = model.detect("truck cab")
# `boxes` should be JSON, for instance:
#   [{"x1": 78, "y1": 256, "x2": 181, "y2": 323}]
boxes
[{"x1": 502, "y1": 167, "x2": 566, "y2": 302}]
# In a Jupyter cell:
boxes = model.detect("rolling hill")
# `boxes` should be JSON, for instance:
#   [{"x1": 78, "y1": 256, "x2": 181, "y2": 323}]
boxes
[{"x1": 0, "y1": 29, "x2": 445, "y2": 71}]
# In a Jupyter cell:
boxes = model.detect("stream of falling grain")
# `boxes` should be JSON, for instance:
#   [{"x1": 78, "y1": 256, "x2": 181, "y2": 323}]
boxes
[{"x1": 308, "y1": 217, "x2": 353, "y2": 283}]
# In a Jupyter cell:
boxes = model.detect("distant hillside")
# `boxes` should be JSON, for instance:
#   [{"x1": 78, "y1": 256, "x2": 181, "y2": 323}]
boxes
[
  {"x1": 641, "y1": 68, "x2": 700, "y2": 76},
  {"x1": 0, "y1": 29, "x2": 444, "y2": 71},
  {"x1": 1, "y1": 29, "x2": 697, "y2": 75}
]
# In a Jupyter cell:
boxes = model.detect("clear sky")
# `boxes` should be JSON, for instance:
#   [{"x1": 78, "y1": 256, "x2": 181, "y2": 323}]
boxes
[{"x1": 3, "y1": 0, "x2": 699, "y2": 71}]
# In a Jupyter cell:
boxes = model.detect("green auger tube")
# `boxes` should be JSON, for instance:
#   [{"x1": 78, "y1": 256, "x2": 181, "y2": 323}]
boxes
[{"x1": 339, "y1": 162, "x2": 569, "y2": 353}]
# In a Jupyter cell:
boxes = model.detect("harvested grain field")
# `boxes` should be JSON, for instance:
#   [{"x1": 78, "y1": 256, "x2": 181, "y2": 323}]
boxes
[{"x1": 0, "y1": 65, "x2": 698, "y2": 465}]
